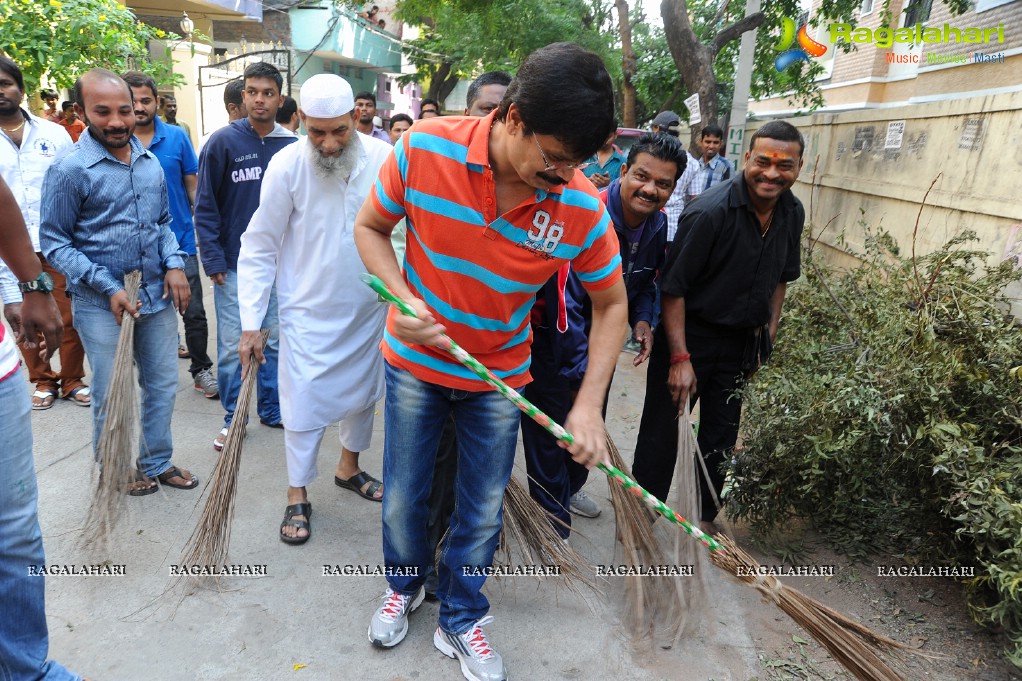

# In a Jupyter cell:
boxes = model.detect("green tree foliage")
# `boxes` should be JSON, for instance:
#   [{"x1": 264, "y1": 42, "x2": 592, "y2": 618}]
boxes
[
  {"x1": 0, "y1": 0, "x2": 183, "y2": 98},
  {"x1": 654, "y1": 0, "x2": 970, "y2": 141},
  {"x1": 732, "y1": 224, "x2": 1022, "y2": 667},
  {"x1": 393, "y1": 0, "x2": 617, "y2": 104}
]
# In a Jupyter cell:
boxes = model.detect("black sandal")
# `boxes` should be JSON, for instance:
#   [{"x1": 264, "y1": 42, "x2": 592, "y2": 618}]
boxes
[
  {"x1": 280, "y1": 502, "x2": 312, "y2": 545},
  {"x1": 334, "y1": 471, "x2": 383, "y2": 502},
  {"x1": 127, "y1": 469, "x2": 158, "y2": 496},
  {"x1": 156, "y1": 465, "x2": 198, "y2": 490}
]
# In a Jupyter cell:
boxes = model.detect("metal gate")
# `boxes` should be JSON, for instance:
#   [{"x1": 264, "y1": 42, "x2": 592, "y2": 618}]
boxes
[{"x1": 197, "y1": 47, "x2": 292, "y2": 137}]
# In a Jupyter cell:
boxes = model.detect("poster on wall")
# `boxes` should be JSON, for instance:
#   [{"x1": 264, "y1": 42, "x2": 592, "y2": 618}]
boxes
[{"x1": 884, "y1": 120, "x2": 905, "y2": 149}]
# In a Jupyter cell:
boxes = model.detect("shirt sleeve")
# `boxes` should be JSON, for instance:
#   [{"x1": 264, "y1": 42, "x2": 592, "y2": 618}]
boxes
[
  {"x1": 156, "y1": 176, "x2": 185, "y2": 271},
  {"x1": 660, "y1": 205, "x2": 716, "y2": 299},
  {"x1": 193, "y1": 136, "x2": 228, "y2": 275},
  {"x1": 0, "y1": 262, "x2": 22, "y2": 303},
  {"x1": 780, "y1": 200, "x2": 804, "y2": 282},
  {"x1": 39, "y1": 164, "x2": 123, "y2": 298},
  {"x1": 571, "y1": 207, "x2": 622, "y2": 292},
  {"x1": 369, "y1": 135, "x2": 408, "y2": 221},
  {"x1": 237, "y1": 151, "x2": 294, "y2": 330},
  {"x1": 182, "y1": 131, "x2": 199, "y2": 176},
  {"x1": 632, "y1": 216, "x2": 667, "y2": 327}
]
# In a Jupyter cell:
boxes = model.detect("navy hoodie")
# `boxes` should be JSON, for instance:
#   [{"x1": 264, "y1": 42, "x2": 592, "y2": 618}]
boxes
[
  {"x1": 194, "y1": 119, "x2": 296, "y2": 275},
  {"x1": 600, "y1": 178, "x2": 668, "y2": 328}
]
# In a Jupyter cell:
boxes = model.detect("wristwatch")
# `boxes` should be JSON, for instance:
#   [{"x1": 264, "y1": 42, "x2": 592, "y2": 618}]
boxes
[{"x1": 19, "y1": 272, "x2": 55, "y2": 294}]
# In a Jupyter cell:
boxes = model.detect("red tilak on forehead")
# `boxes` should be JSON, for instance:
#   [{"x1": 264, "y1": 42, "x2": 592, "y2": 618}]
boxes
[{"x1": 772, "y1": 152, "x2": 779, "y2": 158}]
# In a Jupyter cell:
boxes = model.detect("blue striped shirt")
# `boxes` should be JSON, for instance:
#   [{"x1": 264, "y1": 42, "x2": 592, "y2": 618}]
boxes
[{"x1": 40, "y1": 129, "x2": 185, "y2": 313}]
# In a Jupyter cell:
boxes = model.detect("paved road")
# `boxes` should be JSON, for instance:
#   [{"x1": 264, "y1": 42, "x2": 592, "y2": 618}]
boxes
[{"x1": 21, "y1": 284, "x2": 784, "y2": 681}]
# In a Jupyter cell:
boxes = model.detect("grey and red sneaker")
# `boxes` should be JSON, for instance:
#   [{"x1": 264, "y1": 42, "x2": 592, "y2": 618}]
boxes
[
  {"x1": 368, "y1": 587, "x2": 424, "y2": 648},
  {"x1": 433, "y1": 616, "x2": 507, "y2": 681},
  {"x1": 194, "y1": 368, "x2": 219, "y2": 399}
]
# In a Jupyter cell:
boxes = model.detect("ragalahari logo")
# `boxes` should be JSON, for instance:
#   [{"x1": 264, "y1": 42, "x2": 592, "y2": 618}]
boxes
[{"x1": 774, "y1": 17, "x2": 828, "y2": 71}]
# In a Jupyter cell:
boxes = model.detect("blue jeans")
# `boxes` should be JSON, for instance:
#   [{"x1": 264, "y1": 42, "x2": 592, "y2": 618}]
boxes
[
  {"x1": 0, "y1": 374, "x2": 81, "y2": 681},
  {"x1": 213, "y1": 269, "x2": 280, "y2": 427},
  {"x1": 72, "y1": 300, "x2": 179, "y2": 478},
  {"x1": 382, "y1": 363, "x2": 520, "y2": 635}
]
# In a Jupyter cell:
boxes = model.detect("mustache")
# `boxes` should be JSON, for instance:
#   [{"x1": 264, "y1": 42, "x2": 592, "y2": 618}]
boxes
[
  {"x1": 537, "y1": 171, "x2": 567, "y2": 186},
  {"x1": 102, "y1": 128, "x2": 130, "y2": 135},
  {"x1": 634, "y1": 192, "x2": 659, "y2": 202}
]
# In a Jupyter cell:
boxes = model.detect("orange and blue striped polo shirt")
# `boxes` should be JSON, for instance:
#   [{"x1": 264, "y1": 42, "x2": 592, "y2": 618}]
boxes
[{"x1": 370, "y1": 112, "x2": 623, "y2": 391}]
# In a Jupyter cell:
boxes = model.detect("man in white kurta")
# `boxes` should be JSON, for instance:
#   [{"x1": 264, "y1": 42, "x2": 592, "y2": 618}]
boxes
[{"x1": 237, "y1": 74, "x2": 392, "y2": 544}]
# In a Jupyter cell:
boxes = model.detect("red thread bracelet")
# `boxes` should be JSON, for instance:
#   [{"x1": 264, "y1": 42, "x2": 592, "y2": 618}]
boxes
[{"x1": 670, "y1": 353, "x2": 691, "y2": 365}]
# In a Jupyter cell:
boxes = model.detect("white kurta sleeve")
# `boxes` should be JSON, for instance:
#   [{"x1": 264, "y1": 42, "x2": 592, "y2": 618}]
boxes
[{"x1": 238, "y1": 147, "x2": 296, "y2": 330}]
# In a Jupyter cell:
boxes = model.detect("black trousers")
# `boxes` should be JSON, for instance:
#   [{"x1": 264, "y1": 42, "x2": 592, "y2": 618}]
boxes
[
  {"x1": 182, "y1": 254, "x2": 214, "y2": 377},
  {"x1": 631, "y1": 322, "x2": 747, "y2": 521}
]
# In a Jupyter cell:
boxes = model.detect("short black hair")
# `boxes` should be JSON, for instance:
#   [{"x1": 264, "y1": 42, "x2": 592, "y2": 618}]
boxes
[
  {"x1": 466, "y1": 71, "x2": 512, "y2": 110},
  {"x1": 390, "y1": 113, "x2": 413, "y2": 129},
  {"x1": 749, "y1": 120, "x2": 804, "y2": 158},
  {"x1": 497, "y1": 42, "x2": 615, "y2": 160},
  {"x1": 41, "y1": 88, "x2": 57, "y2": 101},
  {"x1": 224, "y1": 79, "x2": 244, "y2": 109},
  {"x1": 61, "y1": 100, "x2": 74, "y2": 111},
  {"x1": 243, "y1": 61, "x2": 283, "y2": 94},
  {"x1": 276, "y1": 95, "x2": 297, "y2": 124},
  {"x1": 354, "y1": 91, "x2": 376, "y2": 105},
  {"x1": 700, "y1": 124, "x2": 724, "y2": 139},
  {"x1": 73, "y1": 68, "x2": 129, "y2": 109},
  {"x1": 419, "y1": 98, "x2": 439, "y2": 118},
  {"x1": 122, "y1": 70, "x2": 158, "y2": 100},
  {"x1": 0, "y1": 57, "x2": 25, "y2": 93},
  {"x1": 625, "y1": 132, "x2": 687, "y2": 181}
]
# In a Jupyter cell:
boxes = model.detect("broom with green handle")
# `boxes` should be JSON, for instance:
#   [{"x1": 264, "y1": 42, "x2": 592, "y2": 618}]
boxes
[
  {"x1": 362, "y1": 273, "x2": 721, "y2": 552},
  {"x1": 363, "y1": 273, "x2": 931, "y2": 681}
]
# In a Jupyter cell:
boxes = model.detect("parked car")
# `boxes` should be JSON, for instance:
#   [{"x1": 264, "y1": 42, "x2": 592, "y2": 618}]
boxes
[{"x1": 614, "y1": 127, "x2": 645, "y2": 156}]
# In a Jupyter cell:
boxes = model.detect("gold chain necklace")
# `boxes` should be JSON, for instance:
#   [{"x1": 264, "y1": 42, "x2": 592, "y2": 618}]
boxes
[{"x1": 0, "y1": 119, "x2": 25, "y2": 133}]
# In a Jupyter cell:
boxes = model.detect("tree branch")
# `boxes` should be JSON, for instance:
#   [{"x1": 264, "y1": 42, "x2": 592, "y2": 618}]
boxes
[
  {"x1": 711, "y1": 0, "x2": 734, "y2": 28},
  {"x1": 711, "y1": 11, "x2": 765, "y2": 55}
]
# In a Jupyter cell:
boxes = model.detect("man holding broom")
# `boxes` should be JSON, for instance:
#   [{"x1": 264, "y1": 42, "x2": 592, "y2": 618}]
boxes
[
  {"x1": 40, "y1": 68, "x2": 196, "y2": 495},
  {"x1": 632, "y1": 120, "x2": 805, "y2": 534},
  {"x1": 355, "y1": 42, "x2": 628, "y2": 681},
  {"x1": 236, "y1": 73, "x2": 391, "y2": 545}
]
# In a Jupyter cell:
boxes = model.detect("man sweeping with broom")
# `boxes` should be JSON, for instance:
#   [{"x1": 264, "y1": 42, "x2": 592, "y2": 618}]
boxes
[
  {"x1": 40, "y1": 69, "x2": 197, "y2": 495},
  {"x1": 354, "y1": 42, "x2": 628, "y2": 681},
  {"x1": 236, "y1": 73, "x2": 391, "y2": 545}
]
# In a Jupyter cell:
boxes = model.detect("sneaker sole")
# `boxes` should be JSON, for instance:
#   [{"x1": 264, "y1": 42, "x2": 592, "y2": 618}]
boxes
[
  {"x1": 433, "y1": 629, "x2": 500, "y2": 681},
  {"x1": 368, "y1": 588, "x2": 424, "y2": 648},
  {"x1": 569, "y1": 505, "x2": 601, "y2": 518},
  {"x1": 194, "y1": 385, "x2": 219, "y2": 399}
]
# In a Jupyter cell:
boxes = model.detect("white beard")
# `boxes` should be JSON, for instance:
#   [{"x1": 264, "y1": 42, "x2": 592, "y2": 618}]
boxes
[{"x1": 306, "y1": 133, "x2": 360, "y2": 181}]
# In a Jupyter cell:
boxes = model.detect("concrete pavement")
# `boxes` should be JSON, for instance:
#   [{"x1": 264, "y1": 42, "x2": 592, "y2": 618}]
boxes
[{"x1": 22, "y1": 283, "x2": 782, "y2": 681}]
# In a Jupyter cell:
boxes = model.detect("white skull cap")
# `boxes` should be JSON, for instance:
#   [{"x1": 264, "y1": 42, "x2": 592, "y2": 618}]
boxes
[{"x1": 299, "y1": 74, "x2": 354, "y2": 118}]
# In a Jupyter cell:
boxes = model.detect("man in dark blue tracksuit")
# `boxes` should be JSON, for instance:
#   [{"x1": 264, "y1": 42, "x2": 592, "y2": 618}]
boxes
[
  {"x1": 524, "y1": 133, "x2": 688, "y2": 530},
  {"x1": 194, "y1": 62, "x2": 297, "y2": 452},
  {"x1": 521, "y1": 264, "x2": 591, "y2": 538}
]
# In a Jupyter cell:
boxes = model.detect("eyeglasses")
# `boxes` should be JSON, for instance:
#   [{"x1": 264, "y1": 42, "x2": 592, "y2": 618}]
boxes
[{"x1": 533, "y1": 135, "x2": 592, "y2": 172}]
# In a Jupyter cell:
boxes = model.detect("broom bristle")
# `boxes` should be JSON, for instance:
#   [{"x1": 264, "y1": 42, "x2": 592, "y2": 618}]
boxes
[
  {"x1": 83, "y1": 271, "x2": 143, "y2": 547},
  {"x1": 494, "y1": 475, "x2": 598, "y2": 593},
  {"x1": 180, "y1": 330, "x2": 267, "y2": 572},
  {"x1": 606, "y1": 430, "x2": 690, "y2": 647},
  {"x1": 709, "y1": 534, "x2": 931, "y2": 680}
]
